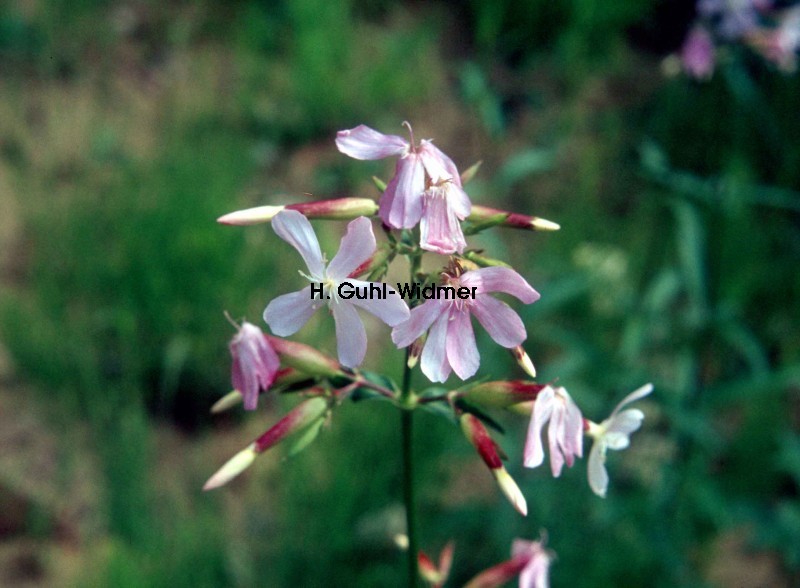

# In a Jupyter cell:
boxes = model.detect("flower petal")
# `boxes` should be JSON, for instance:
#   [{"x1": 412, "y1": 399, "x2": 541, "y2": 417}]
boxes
[
  {"x1": 524, "y1": 386, "x2": 554, "y2": 468},
  {"x1": 327, "y1": 217, "x2": 376, "y2": 279},
  {"x1": 263, "y1": 287, "x2": 317, "y2": 336},
  {"x1": 381, "y1": 155, "x2": 425, "y2": 229},
  {"x1": 420, "y1": 186, "x2": 467, "y2": 255},
  {"x1": 335, "y1": 125, "x2": 409, "y2": 160},
  {"x1": 548, "y1": 401, "x2": 567, "y2": 477},
  {"x1": 331, "y1": 301, "x2": 367, "y2": 368},
  {"x1": 420, "y1": 311, "x2": 452, "y2": 383},
  {"x1": 447, "y1": 182, "x2": 472, "y2": 219},
  {"x1": 607, "y1": 408, "x2": 645, "y2": 439},
  {"x1": 565, "y1": 392, "x2": 584, "y2": 459},
  {"x1": 446, "y1": 309, "x2": 480, "y2": 380},
  {"x1": 272, "y1": 210, "x2": 325, "y2": 278},
  {"x1": 419, "y1": 140, "x2": 461, "y2": 186},
  {"x1": 610, "y1": 383, "x2": 653, "y2": 419},
  {"x1": 345, "y1": 279, "x2": 410, "y2": 326},
  {"x1": 587, "y1": 441, "x2": 609, "y2": 498},
  {"x1": 471, "y1": 295, "x2": 527, "y2": 348},
  {"x1": 392, "y1": 299, "x2": 445, "y2": 348},
  {"x1": 461, "y1": 267, "x2": 539, "y2": 303}
]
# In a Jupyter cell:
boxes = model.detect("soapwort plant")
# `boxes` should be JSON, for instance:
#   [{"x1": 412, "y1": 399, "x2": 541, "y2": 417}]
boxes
[{"x1": 207, "y1": 123, "x2": 653, "y2": 587}]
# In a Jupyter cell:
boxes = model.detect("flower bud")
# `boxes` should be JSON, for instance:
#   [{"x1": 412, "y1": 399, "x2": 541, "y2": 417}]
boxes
[
  {"x1": 460, "y1": 160, "x2": 482, "y2": 185},
  {"x1": 418, "y1": 542, "x2": 454, "y2": 587},
  {"x1": 462, "y1": 380, "x2": 545, "y2": 408},
  {"x1": 462, "y1": 250, "x2": 512, "y2": 269},
  {"x1": 218, "y1": 198, "x2": 378, "y2": 225},
  {"x1": 203, "y1": 396, "x2": 329, "y2": 490},
  {"x1": 210, "y1": 390, "x2": 243, "y2": 414},
  {"x1": 203, "y1": 444, "x2": 257, "y2": 491},
  {"x1": 265, "y1": 335, "x2": 342, "y2": 378},
  {"x1": 468, "y1": 204, "x2": 560, "y2": 232},
  {"x1": 511, "y1": 345, "x2": 536, "y2": 378},
  {"x1": 460, "y1": 414, "x2": 527, "y2": 516}
]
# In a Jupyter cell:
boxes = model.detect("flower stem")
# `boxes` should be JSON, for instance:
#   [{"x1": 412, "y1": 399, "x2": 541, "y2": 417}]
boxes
[{"x1": 400, "y1": 350, "x2": 418, "y2": 588}]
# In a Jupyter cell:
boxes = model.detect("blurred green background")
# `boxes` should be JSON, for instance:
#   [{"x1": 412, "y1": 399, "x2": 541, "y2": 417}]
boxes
[{"x1": 1, "y1": 0, "x2": 799, "y2": 586}]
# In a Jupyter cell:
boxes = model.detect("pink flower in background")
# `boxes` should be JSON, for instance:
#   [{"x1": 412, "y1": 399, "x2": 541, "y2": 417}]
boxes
[
  {"x1": 335, "y1": 123, "x2": 472, "y2": 236},
  {"x1": 586, "y1": 383, "x2": 653, "y2": 497},
  {"x1": 229, "y1": 321, "x2": 279, "y2": 411},
  {"x1": 263, "y1": 210, "x2": 409, "y2": 368},
  {"x1": 392, "y1": 266, "x2": 539, "y2": 382},
  {"x1": 681, "y1": 26, "x2": 716, "y2": 79},
  {"x1": 463, "y1": 536, "x2": 552, "y2": 588},
  {"x1": 514, "y1": 538, "x2": 552, "y2": 588},
  {"x1": 523, "y1": 385, "x2": 584, "y2": 477}
]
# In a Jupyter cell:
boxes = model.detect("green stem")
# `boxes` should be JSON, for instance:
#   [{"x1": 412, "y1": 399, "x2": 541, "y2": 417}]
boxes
[{"x1": 401, "y1": 351, "x2": 418, "y2": 588}]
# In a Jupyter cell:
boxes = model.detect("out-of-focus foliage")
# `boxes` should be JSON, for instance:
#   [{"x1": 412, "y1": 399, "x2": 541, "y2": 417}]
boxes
[{"x1": 0, "y1": 0, "x2": 798, "y2": 587}]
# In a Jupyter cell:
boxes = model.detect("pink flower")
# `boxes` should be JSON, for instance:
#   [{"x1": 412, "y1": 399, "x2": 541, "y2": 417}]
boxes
[
  {"x1": 229, "y1": 321, "x2": 279, "y2": 411},
  {"x1": 392, "y1": 266, "x2": 539, "y2": 382},
  {"x1": 263, "y1": 210, "x2": 409, "y2": 368},
  {"x1": 586, "y1": 383, "x2": 653, "y2": 497},
  {"x1": 463, "y1": 536, "x2": 552, "y2": 588},
  {"x1": 523, "y1": 385, "x2": 584, "y2": 477},
  {"x1": 335, "y1": 123, "x2": 472, "y2": 243},
  {"x1": 514, "y1": 538, "x2": 552, "y2": 588},
  {"x1": 681, "y1": 26, "x2": 716, "y2": 79}
]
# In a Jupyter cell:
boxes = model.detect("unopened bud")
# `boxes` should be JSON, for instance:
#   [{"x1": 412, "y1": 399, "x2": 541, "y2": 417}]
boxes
[
  {"x1": 265, "y1": 336, "x2": 342, "y2": 378},
  {"x1": 418, "y1": 541, "x2": 455, "y2": 586},
  {"x1": 218, "y1": 198, "x2": 378, "y2": 226},
  {"x1": 463, "y1": 381, "x2": 544, "y2": 408},
  {"x1": 460, "y1": 160, "x2": 482, "y2": 185},
  {"x1": 493, "y1": 468, "x2": 528, "y2": 516},
  {"x1": 461, "y1": 414, "x2": 527, "y2": 516},
  {"x1": 463, "y1": 250, "x2": 512, "y2": 269},
  {"x1": 372, "y1": 176, "x2": 388, "y2": 192},
  {"x1": 203, "y1": 396, "x2": 329, "y2": 491},
  {"x1": 468, "y1": 205, "x2": 560, "y2": 232},
  {"x1": 407, "y1": 335, "x2": 426, "y2": 369},
  {"x1": 203, "y1": 443, "x2": 257, "y2": 490},
  {"x1": 511, "y1": 346, "x2": 536, "y2": 378},
  {"x1": 253, "y1": 396, "x2": 329, "y2": 453},
  {"x1": 210, "y1": 390, "x2": 243, "y2": 414}
]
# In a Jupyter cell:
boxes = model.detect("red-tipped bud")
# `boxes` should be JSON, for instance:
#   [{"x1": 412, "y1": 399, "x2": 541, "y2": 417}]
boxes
[
  {"x1": 460, "y1": 414, "x2": 527, "y2": 516},
  {"x1": 407, "y1": 334, "x2": 426, "y2": 369},
  {"x1": 468, "y1": 204, "x2": 560, "y2": 232},
  {"x1": 511, "y1": 345, "x2": 536, "y2": 378},
  {"x1": 218, "y1": 197, "x2": 378, "y2": 225},
  {"x1": 203, "y1": 396, "x2": 329, "y2": 490},
  {"x1": 462, "y1": 380, "x2": 545, "y2": 408},
  {"x1": 265, "y1": 336, "x2": 342, "y2": 378},
  {"x1": 418, "y1": 542, "x2": 455, "y2": 587}
]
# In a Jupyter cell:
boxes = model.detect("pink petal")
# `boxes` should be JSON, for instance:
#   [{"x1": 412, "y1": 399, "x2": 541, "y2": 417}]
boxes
[
  {"x1": 524, "y1": 386, "x2": 554, "y2": 468},
  {"x1": 230, "y1": 322, "x2": 279, "y2": 411},
  {"x1": 272, "y1": 210, "x2": 325, "y2": 278},
  {"x1": 335, "y1": 125, "x2": 409, "y2": 160},
  {"x1": 461, "y1": 267, "x2": 539, "y2": 303},
  {"x1": 420, "y1": 311, "x2": 452, "y2": 383},
  {"x1": 263, "y1": 287, "x2": 317, "y2": 336},
  {"x1": 327, "y1": 217, "x2": 376, "y2": 279},
  {"x1": 345, "y1": 279, "x2": 410, "y2": 326},
  {"x1": 419, "y1": 140, "x2": 461, "y2": 186},
  {"x1": 446, "y1": 309, "x2": 480, "y2": 380},
  {"x1": 565, "y1": 395, "x2": 584, "y2": 459},
  {"x1": 471, "y1": 296, "x2": 527, "y2": 348},
  {"x1": 548, "y1": 402, "x2": 567, "y2": 477},
  {"x1": 610, "y1": 383, "x2": 653, "y2": 419},
  {"x1": 331, "y1": 301, "x2": 367, "y2": 368},
  {"x1": 381, "y1": 155, "x2": 425, "y2": 229},
  {"x1": 419, "y1": 186, "x2": 466, "y2": 255},
  {"x1": 447, "y1": 183, "x2": 472, "y2": 219},
  {"x1": 392, "y1": 299, "x2": 446, "y2": 348},
  {"x1": 587, "y1": 442, "x2": 609, "y2": 497}
]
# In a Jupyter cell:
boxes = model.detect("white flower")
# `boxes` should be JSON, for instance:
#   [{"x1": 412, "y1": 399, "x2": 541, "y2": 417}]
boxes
[{"x1": 586, "y1": 383, "x2": 653, "y2": 497}]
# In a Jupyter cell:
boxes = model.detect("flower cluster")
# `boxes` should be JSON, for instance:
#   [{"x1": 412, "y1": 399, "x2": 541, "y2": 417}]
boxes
[
  {"x1": 678, "y1": 1, "x2": 800, "y2": 77},
  {"x1": 208, "y1": 122, "x2": 655, "y2": 586}
]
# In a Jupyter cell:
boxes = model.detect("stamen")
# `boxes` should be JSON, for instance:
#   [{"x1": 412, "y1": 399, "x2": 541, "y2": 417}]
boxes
[{"x1": 402, "y1": 120, "x2": 416, "y2": 149}]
